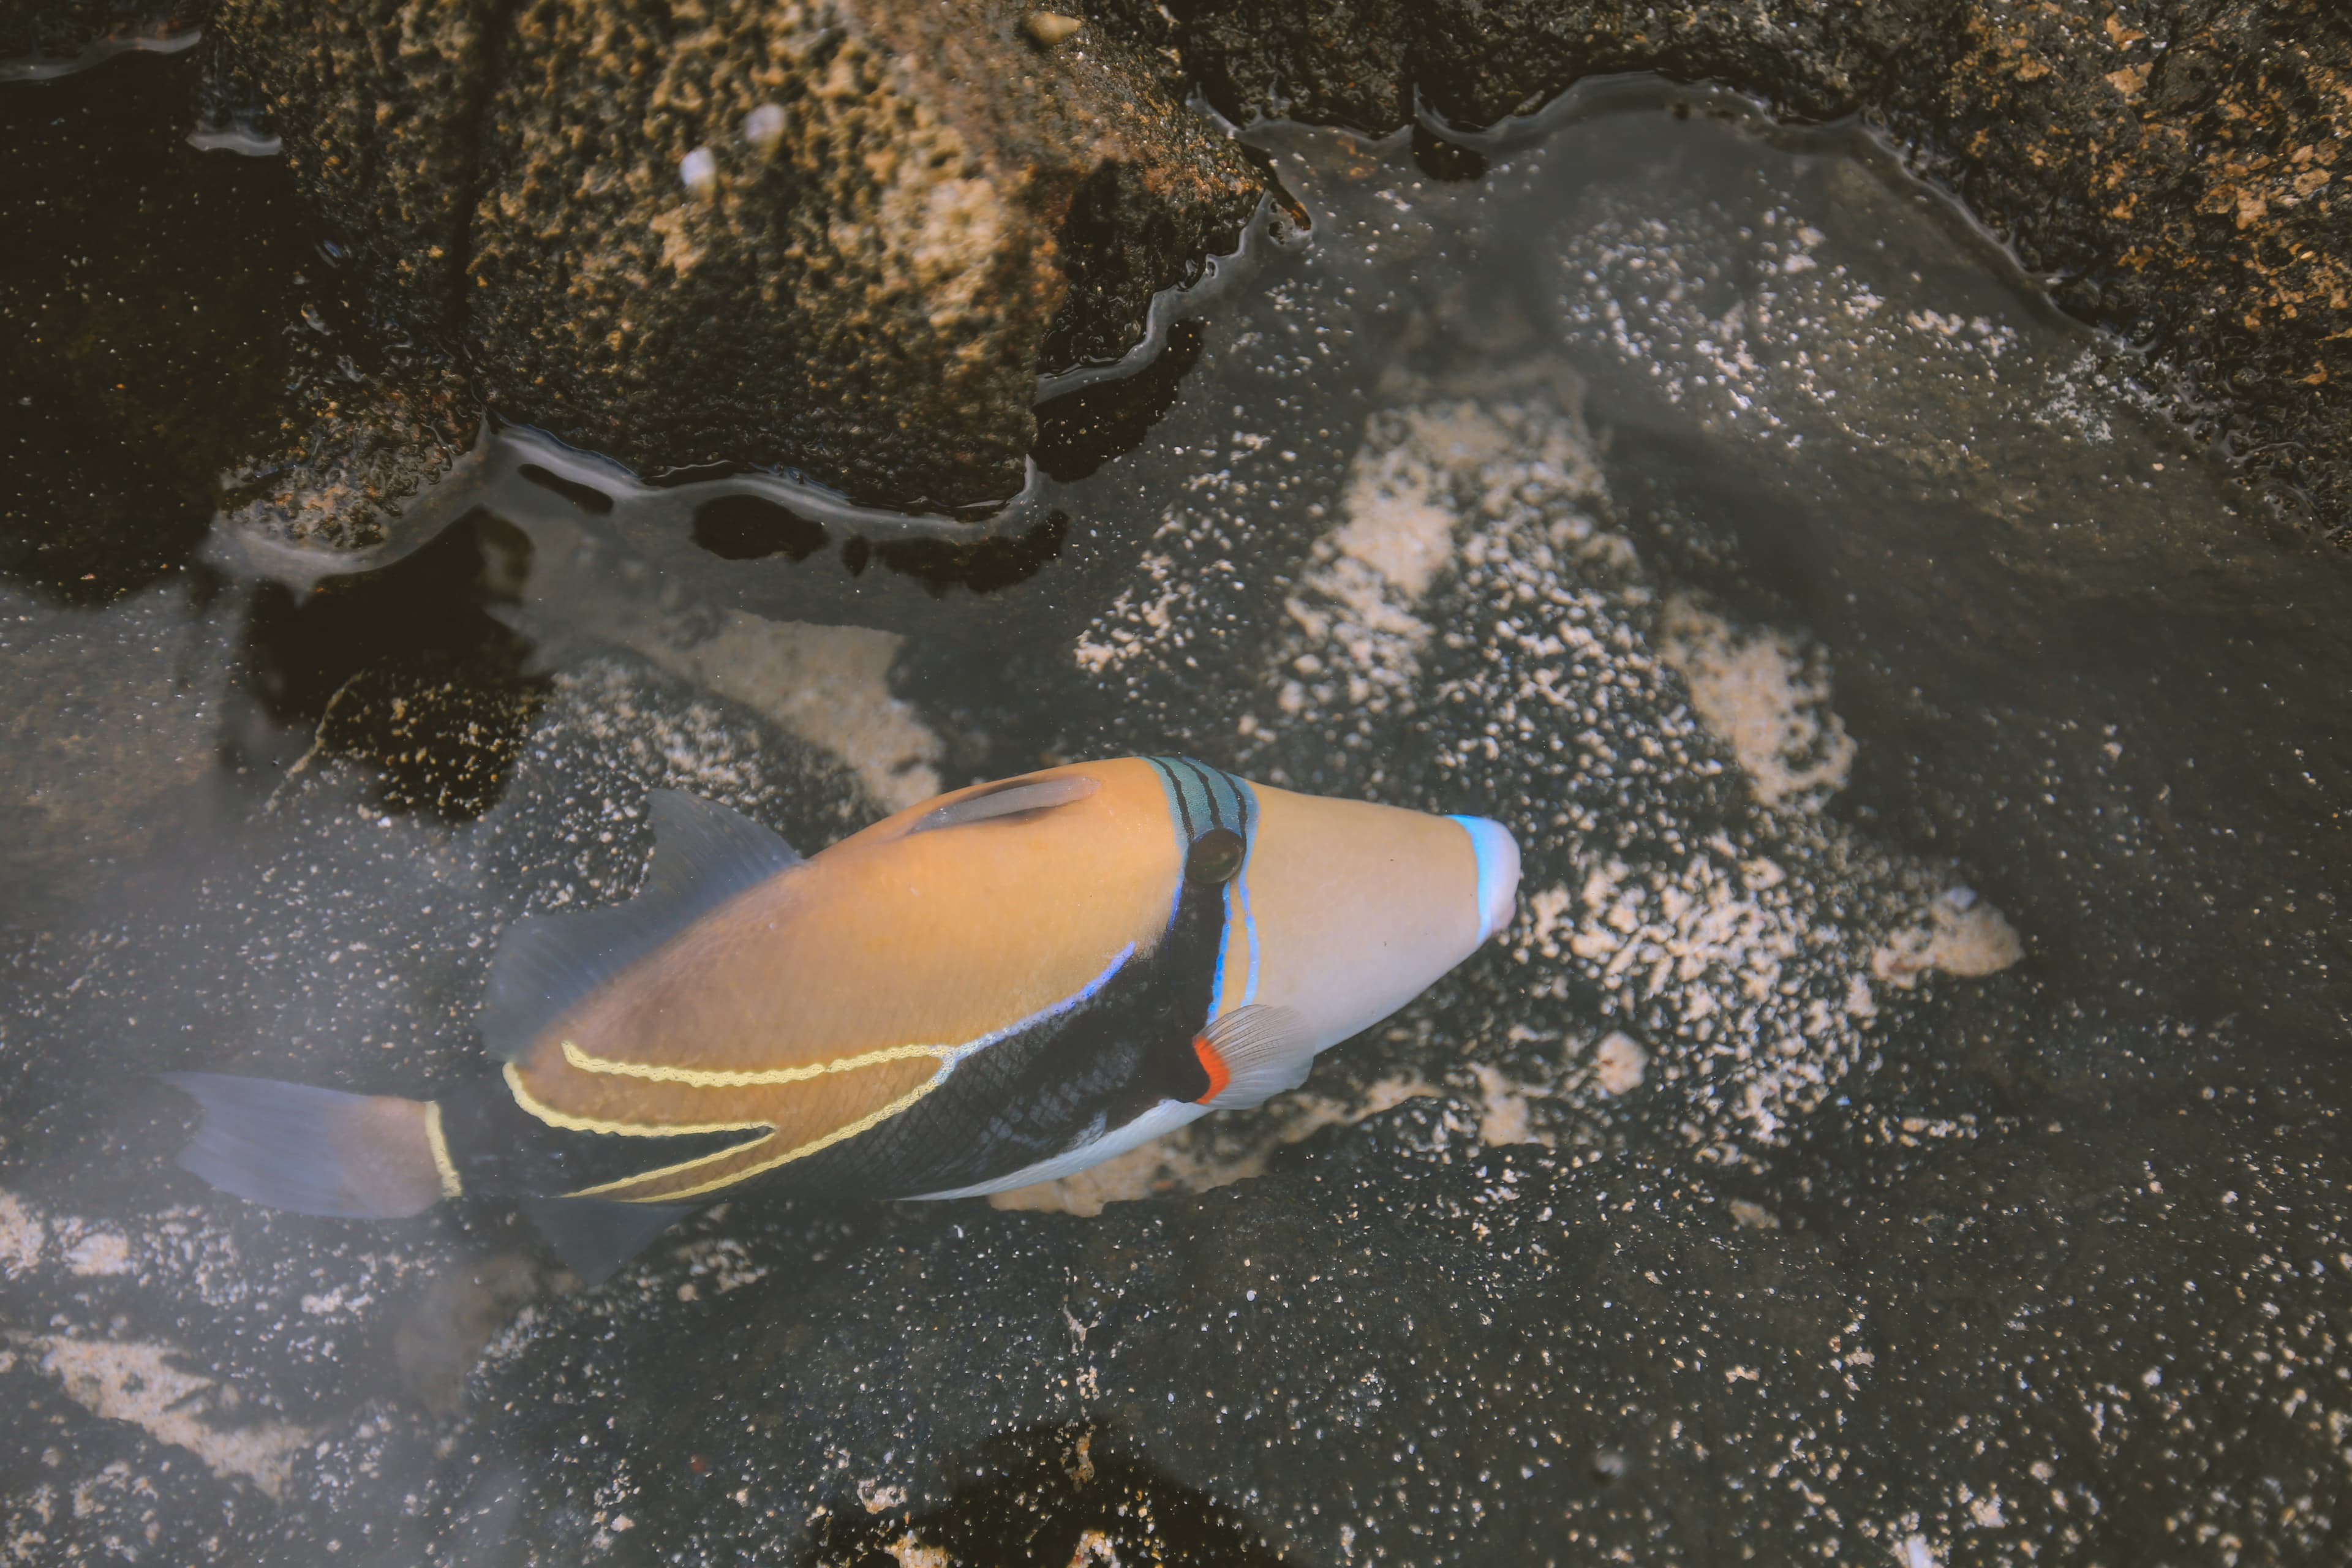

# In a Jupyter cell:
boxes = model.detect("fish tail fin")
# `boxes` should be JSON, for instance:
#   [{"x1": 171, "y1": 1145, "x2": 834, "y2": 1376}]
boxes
[{"x1": 160, "y1": 1072, "x2": 458, "y2": 1219}]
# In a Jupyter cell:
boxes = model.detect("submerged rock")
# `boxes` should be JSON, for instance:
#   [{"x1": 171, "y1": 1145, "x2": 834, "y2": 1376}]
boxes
[
  {"x1": 6, "y1": 31, "x2": 2350, "y2": 1568},
  {"x1": 20, "y1": 0, "x2": 2342, "y2": 550},
  {"x1": 262, "y1": 1087, "x2": 2343, "y2": 1567},
  {"x1": 1178, "y1": 0, "x2": 2351, "y2": 543},
  {"x1": 203, "y1": 0, "x2": 1259, "y2": 534},
  {"x1": 1042, "y1": 391, "x2": 2020, "y2": 1200},
  {"x1": 0, "y1": 648, "x2": 869, "y2": 1555}
]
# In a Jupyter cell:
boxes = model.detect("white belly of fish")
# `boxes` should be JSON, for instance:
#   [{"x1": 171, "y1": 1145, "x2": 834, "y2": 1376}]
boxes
[{"x1": 907, "y1": 1099, "x2": 1210, "y2": 1200}]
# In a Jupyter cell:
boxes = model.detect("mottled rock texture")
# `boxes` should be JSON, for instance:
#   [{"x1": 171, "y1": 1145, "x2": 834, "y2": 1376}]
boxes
[
  {"x1": 1169, "y1": 0, "x2": 2352, "y2": 538},
  {"x1": 18, "y1": 0, "x2": 2349, "y2": 537},
  {"x1": 205, "y1": 0, "x2": 1260, "y2": 525}
]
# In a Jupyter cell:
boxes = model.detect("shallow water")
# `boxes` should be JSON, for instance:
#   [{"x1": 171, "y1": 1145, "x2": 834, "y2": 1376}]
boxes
[{"x1": 5, "y1": 54, "x2": 2349, "y2": 1568}]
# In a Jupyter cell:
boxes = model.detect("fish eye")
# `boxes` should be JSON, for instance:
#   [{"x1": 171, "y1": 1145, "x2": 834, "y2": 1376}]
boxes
[{"x1": 1185, "y1": 827, "x2": 1245, "y2": 884}]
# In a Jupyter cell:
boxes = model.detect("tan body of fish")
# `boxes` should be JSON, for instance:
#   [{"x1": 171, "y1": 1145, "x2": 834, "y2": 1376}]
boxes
[{"x1": 168, "y1": 756, "x2": 1520, "y2": 1278}]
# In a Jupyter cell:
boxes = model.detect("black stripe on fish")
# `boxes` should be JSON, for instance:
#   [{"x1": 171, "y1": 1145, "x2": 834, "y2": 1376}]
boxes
[
  {"x1": 462, "y1": 758, "x2": 1256, "y2": 1206},
  {"x1": 1153, "y1": 755, "x2": 1200, "y2": 843},
  {"x1": 432, "y1": 1079, "x2": 769, "y2": 1199},
  {"x1": 736, "y1": 827, "x2": 1235, "y2": 1200}
]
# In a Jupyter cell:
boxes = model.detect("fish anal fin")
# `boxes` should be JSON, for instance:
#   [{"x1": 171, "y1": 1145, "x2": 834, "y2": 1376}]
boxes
[
  {"x1": 520, "y1": 1197, "x2": 698, "y2": 1284},
  {"x1": 481, "y1": 791, "x2": 804, "y2": 1060},
  {"x1": 1195, "y1": 1005, "x2": 1316, "y2": 1110}
]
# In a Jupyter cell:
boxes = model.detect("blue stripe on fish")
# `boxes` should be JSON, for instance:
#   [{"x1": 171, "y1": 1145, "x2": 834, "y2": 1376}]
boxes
[
  {"x1": 1144, "y1": 755, "x2": 1250, "y2": 845},
  {"x1": 1212, "y1": 780, "x2": 1264, "y2": 1016},
  {"x1": 1449, "y1": 814, "x2": 1521, "y2": 944},
  {"x1": 1144, "y1": 757, "x2": 1260, "y2": 1020}
]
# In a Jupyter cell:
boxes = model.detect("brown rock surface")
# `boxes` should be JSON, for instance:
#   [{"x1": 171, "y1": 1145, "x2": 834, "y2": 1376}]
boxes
[
  {"x1": 17, "y1": 0, "x2": 2348, "y2": 541},
  {"x1": 206, "y1": 0, "x2": 1260, "y2": 529}
]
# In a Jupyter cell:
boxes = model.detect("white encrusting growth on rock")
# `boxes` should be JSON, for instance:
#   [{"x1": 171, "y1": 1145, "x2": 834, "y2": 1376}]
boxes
[
  {"x1": 1075, "y1": 549, "x2": 1189, "y2": 676},
  {"x1": 741, "y1": 103, "x2": 786, "y2": 153},
  {"x1": 62, "y1": 1229, "x2": 133, "y2": 1277},
  {"x1": 1872, "y1": 890, "x2": 2025, "y2": 988},
  {"x1": 1659, "y1": 595, "x2": 1855, "y2": 810},
  {"x1": 1590, "y1": 1031, "x2": 1649, "y2": 1096},
  {"x1": 1272, "y1": 403, "x2": 1525, "y2": 726},
  {"x1": 0, "y1": 1191, "x2": 42, "y2": 1278},
  {"x1": 7, "y1": 1335, "x2": 312, "y2": 1498}
]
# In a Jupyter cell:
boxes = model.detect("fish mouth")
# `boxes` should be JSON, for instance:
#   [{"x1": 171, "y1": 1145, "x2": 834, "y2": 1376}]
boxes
[{"x1": 1450, "y1": 815, "x2": 1521, "y2": 945}]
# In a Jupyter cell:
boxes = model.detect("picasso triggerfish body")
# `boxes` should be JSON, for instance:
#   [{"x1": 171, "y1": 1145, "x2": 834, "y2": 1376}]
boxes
[{"x1": 167, "y1": 757, "x2": 1520, "y2": 1278}]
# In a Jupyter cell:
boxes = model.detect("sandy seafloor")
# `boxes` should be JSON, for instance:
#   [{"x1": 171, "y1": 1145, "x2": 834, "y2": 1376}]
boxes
[{"x1": 4, "y1": 62, "x2": 2348, "y2": 1568}]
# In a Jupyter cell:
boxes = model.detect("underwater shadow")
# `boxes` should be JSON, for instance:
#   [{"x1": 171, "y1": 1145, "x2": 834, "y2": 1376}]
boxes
[
  {"x1": 1033, "y1": 321, "x2": 1209, "y2": 484},
  {"x1": 1, "y1": 48, "x2": 308, "y2": 605},
  {"x1": 805, "y1": 1423, "x2": 1286, "y2": 1568},
  {"x1": 230, "y1": 510, "x2": 549, "y2": 821}
]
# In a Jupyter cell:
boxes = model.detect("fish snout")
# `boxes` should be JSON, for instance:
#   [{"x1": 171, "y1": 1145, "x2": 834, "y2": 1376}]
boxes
[{"x1": 1451, "y1": 815, "x2": 1521, "y2": 945}]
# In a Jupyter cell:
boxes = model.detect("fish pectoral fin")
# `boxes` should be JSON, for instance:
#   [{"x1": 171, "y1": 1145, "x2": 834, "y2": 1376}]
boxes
[
  {"x1": 481, "y1": 791, "x2": 805, "y2": 1061},
  {"x1": 520, "y1": 1196, "x2": 699, "y2": 1285},
  {"x1": 1194, "y1": 1004, "x2": 1316, "y2": 1110}
]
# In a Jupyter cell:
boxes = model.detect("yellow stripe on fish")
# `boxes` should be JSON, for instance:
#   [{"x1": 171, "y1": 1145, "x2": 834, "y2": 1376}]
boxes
[
  {"x1": 558, "y1": 1036, "x2": 957, "y2": 1088},
  {"x1": 565, "y1": 1074, "x2": 952, "y2": 1204}
]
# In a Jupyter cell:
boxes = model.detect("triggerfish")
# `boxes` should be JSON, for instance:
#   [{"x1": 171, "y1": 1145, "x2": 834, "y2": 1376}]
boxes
[{"x1": 166, "y1": 757, "x2": 1519, "y2": 1279}]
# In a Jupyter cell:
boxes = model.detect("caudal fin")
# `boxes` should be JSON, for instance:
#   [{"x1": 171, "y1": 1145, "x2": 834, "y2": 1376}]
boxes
[{"x1": 161, "y1": 1073, "x2": 454, "y2": 1219}]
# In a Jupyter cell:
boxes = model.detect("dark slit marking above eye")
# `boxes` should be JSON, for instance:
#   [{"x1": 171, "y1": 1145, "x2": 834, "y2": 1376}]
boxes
[{"x1": 907, "y1": 775, "x2": 1100, "y2": 835}]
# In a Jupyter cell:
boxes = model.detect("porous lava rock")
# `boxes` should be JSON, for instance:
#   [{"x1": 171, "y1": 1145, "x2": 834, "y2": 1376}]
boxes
[
  {"x1": 228, "y1": 1092, "x2": 2345, "y2": 1566},
  {"x1": 1171, "y1": 0, "x2": 2352, "y2": 540},
  {"x1": 205, "y1": 0, "x2": 1259, "y2": 532},
  {"x1": 22, "y1": 0, "x2": 2345, "y2": 541}
]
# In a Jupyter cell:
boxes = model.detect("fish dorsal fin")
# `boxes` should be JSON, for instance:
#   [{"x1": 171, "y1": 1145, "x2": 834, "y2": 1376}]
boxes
[
  {"x1": 481, "y1": 791, "x2": 804, "y2": 1060},
  {"x1": 908, "y1": 774, "x2": 1099, "y2": 835},
  {"x1": 1196, "y1": 1004, "x2": 1316, "y2": 1110},
  {"x1": 520, "y1": 1196, "x2": 698, "y2": 1284}
]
